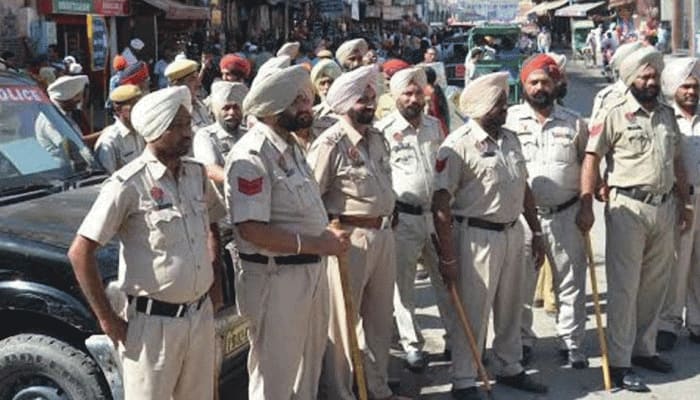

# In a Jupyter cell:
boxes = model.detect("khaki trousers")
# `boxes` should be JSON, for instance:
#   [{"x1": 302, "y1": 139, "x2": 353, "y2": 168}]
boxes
[
  {"x1": 660, "y1": 190, "x2": 700, "y2": 336},
  {"x1": 120, "y1": 297, "x2": 215, "y2": 400},
  {"x1": 393, "y1": 212, "x2": 456, "y2": 353},
  {"x1": 236, "y1": 258, "x2": 329, "y2": 400},
  {"x1": 451, "y1": 221, "x2": 525, "y2": 390},
  {"x1": 605, "y1": 190, "x2": 675, "y2": 367},
  {"x1": 321, "y1": 227, "x2": 396, "y2": 400}
]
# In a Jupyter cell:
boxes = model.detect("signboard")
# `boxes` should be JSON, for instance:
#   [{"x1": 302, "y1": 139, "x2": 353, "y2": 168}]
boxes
[
  {"x1": 0, "y1": 86, "x2": 49, "y2": 103},
  {"x1": 460, "y1": 0, "x2": 519, "y2": 22},
  {"x1": 87, "y1": 14, "x2": 108, "y2": 71},
  {"x1": 40, "y1": 0, "x2": 129, "y2": 16},
  {"x1": 351, "y1": 0, "x2": 359, "y2": 21},
  {"x1": 317, "y1": 0, "x2": 343, "y2": 16}
]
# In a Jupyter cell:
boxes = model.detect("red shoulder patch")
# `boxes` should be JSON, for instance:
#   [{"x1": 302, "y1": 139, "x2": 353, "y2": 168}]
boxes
[
  {"x1": 435, "y1": 157, "x2": 447, "y2": 173},
  {"x1": 590, "y1": 124, "x2": 603, "y2": 138},
  {"x1": 237, "y1": 177, "x2": 263, "y2": 195}
]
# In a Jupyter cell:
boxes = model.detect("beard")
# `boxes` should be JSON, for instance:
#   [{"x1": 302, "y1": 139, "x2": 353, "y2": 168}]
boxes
[
  {"x1": 630, "y1": 84, "x2": 659, "y2": 103},
  {"x1": 219, "y1": 117, "x2": 241, "y2": 133},
  {"x1": 348, "y1": 107, "x2": 375, "y2": 125},
  {"x1": 524, "y1": 90, "x2": 554, "y2": 109},
  {"x1": 398, "y1": 103, "x2": 424, "y2": 120},
  {"x1": 278, "y1": 110, "x2": 313, "y2": 131}
]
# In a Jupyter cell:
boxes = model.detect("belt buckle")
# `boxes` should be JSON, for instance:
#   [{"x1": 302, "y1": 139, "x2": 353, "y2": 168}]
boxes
[
  {"x1": 537, "y1": 206, "x2": 553, "y2": 216},
  {"x1": 175, "y1": 304, "x2": 186, "y2": 318},
  {"x1": 380, "y1": 216, "x2": 391, "y2": 230}
]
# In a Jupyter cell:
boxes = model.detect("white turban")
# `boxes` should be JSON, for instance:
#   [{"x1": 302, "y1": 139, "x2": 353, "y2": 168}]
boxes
[
  {"x1": 619, "y1": 47, "x2": 664, "y2": 86},
  {"x1": 68, "y1": 63, "x2": 83, "y2": 75},
  {"x1": 610, "y1": 41, "x2": 645, "y2": 72},
  {"x1": 662, "y1": 57, "x2": 700, "y2": 99},
  {"x1": 131, "y1": 86, "x2": 192, "y2": 142},
  {"x1": 460, "y1": 72, "x2": 509, "y2": 119},
  {"x1": 47, "y1": 75, "x2": 88, "y2": 101},
  {"x1": 210, "y1": 81, "x2": 248, "y2": 110},
  {"x1": 335, "y1": 38, "x2": 368, "y2": 67},
  {"x1": 276, "y1": 41, "x2": 300, "y2": 58},
  {"x1": 390, "y1": 67, "x2": 427, "y2": 98},
  {"x1": 310, "y1": 59, "x2": 342, "y2": 88},
  {"x1": 243, "y1": 65, "x2": 311, "y2": 118},
  {"x1": 251, "y1": 55, "x2": 292, "y2": 88},
  {"x1": 325, "y1": 65, "x2": 378, "y2": 115}
]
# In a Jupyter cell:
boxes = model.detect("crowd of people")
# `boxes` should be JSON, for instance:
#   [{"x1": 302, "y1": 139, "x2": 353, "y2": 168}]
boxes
[{"x1": 36, "y1": 28, "x2": 700, "y2": 400}]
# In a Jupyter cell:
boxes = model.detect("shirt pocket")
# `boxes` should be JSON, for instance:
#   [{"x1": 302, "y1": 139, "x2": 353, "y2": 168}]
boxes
[
  {"x1": 624, "y1": 128, "x2": 650, "y2": 155},
  {"x1": 551, "y1": 135, "x2": 577, "y2": 163},
  {"x1": 340, "y1": 165, "x2": 375, "y2": 197},
  {"x1": 519, "y1": 136, "x2": 537, "y2": 162},
  {"x1": 146, "y1": 207, "x2": 184, "y2": 250},
  {"x1": 190, "y1": 198, "x2": 209, "y2": 235},
  {"x1": 478, "y1": 156, "x2": 502, "y2": 184},
  {"x1": 391, "y1": 145, "x2": 419, "y2": 173}
]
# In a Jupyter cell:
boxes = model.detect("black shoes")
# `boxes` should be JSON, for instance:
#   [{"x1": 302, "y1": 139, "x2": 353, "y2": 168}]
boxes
[
  {"x1": 610, "y1": 367, "x2": 650, "y2": 392},
  {"x1": 405, "y1": 349, "x2": 427, "y2": 373},
  {"x1": 656, "y1": 330, "x2": 678, "y2": 351},
  {"x1": 496, "y1": 371, "x2": 548, "y2": 393},
  {"x1": 451, "y1": 387, "x2": 481, "y2": 400},
  {"x1": 521, "y1": 345, "x2": 533, "y2": 366},
  {"x1": 558, "y1": 349, "x2": 589, "y2": 369},
  {"x1": 631, "y1": 355, "x2": 673, "y2": 373}
]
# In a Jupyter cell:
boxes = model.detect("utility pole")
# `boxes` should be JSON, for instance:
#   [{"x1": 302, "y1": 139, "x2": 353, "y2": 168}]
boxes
[
  {"x1": 671, "y1": 0, "x2": 682, "y2": 53},
  {"x1": 285, "y1": 0, "x2": 290, "y2": 41}
]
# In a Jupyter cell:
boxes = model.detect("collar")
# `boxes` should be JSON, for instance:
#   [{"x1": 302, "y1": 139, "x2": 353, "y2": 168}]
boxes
[
  {"x1": 214, "y1": 122, "x2": 238, "y2": 139},
  {"x1": 392, "y1": 110, "x2": 424, "y2": 132},
  {"x1": 673, "y1": 103, "x2": 700, "y2": 122},
  {"x1": 623, "y1": 90, "x2": 653, "y2": 116},
  {"x1": 258, "y1": 122, "x2": 290, "y2": 155},
  {"x1": 141, "y1": 147, "x2": 169, "y2": 180},
  {"x1": 469, "y1": 118, "x2": 495, "y2": 144},
  {"x1": 340, "y1": 118, "x2": 365, "y2": 146},
  {"x1": 114, "y1": 118, "x2": 135, "y2": 138}
]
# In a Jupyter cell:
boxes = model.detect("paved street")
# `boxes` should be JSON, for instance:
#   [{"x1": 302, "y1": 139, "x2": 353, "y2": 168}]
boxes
[{"x1": 390, "y1": 52, "x2": 700, "y2": 400}]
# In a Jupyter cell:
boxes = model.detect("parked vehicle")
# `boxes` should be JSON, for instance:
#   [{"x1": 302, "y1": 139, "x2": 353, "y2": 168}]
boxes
[{"x1": 0, "y1": 70, "x2": 249, "y2": 400}]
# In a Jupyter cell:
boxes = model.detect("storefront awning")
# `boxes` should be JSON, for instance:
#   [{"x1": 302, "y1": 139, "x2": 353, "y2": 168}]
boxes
[
  {"x1": 141, "y1": 0, "x2": 209, "y2": 20},
  {"x1": 555, "y1": 1, "x2": 606, "y2": 18},
  {"x1": 528, "y1": 0, "x2": 569, "y2": 16}
]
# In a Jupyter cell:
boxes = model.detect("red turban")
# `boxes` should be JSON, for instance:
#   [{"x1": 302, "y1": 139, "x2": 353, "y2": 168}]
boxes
[
  {"x1": 382, "y1": 59, "x2": 410, "y2": 78},
  {"x1": 120, "y1": 61, "x2": 149, "y2": 85},
  {"x1": 520, "y1": 54, "x2": 560, "y2": 84},
  {"x1": 219, "y1": 54, "x2": 251, "y2": 79},
  {"x1": 112, "y1": 55, "x2": 127, "y2": 71}
]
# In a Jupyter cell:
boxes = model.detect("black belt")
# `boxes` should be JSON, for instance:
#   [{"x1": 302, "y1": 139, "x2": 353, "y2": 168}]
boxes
[
  {"x1": 239, "y1": 253, "x2": 321, "y2": 265},
  {"x1": 615, "y1": 186, "x2": 672, "y2": 206},
  {"x1": 454, "y1": 216, "x2": 518, "y2": 232},
  {"x1": 128, "y1": 294, "x2": 208, "y2": 318},
  {"x1": 536, "y1": 196, "x2": 579, "y2": 216},
  {"x1": 395, "y1": 201, "x2": 424, "y2": 215}
]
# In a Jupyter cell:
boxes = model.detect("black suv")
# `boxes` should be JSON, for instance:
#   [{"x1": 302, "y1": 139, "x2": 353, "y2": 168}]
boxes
[{"x1": 0, "y1": 71, "x2": 248, "y2": 399}]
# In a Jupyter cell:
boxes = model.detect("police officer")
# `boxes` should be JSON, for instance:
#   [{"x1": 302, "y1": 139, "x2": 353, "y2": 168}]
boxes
[
  {"x1": 432, "y1": 72, "x2": 548, "y2": 400},
  {"x1": 225, "y1": 65, "x2": 349, "y2": 399},
  {"x1": 193, "y1": 81, "x2": 248, "y2": 188},
  {"x1": 165, "y1": 58, "x2": 213, "y2": 130},
  {"x1": 307, "y1": 65, "x2": 407, "y2": 400},
  {"x1": 580, "y1": 47, "x2": 692, "y2": 392},
  {"x1": 507, "y1": 54, "x2": 590, "y2": 369},
  {"x1": 657, "y1": 57, "x2": 700, "y2": 350},
  {"x1": 375, "y1": 67, "x2": 455, "y2": 372},
  {"x1": 68, "y1": 86, "x2": 225, "y2": 399},
  {"x1": 95, "y1": 84, "x2": 145, "y2": 174},
  {"x1": 335, "y1": 38, "x2": 369, "y2": 72},
  {"x1": 219, "y1": 53, "x2": 252, "y2": 83}
]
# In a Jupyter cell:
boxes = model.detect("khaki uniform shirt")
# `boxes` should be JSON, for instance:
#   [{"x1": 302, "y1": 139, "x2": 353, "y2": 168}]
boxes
[
  {"x1": 586, "y1": 91, "x2": 681, "y2": 194},
  {"x1": 590, "y1": 80, "x2": 627, "y2": 124},
  {"x1": 307, "y1": 119, "x2": 395, "y2": 217},
  {"x1": 312, "y1": 101, "x2": 339, "y2": 139},
  {"x1": 675, "y1": 104, "x2": 700, "y2": 186},
  {"x1": 434, "y1": 119, "x2": 527, "y2": 223},
  {"x1": 506, "y1": 103, "x2": 588, "y2": 207},
  {"x1": 376, "y1": 111, "x2": 441, "y2": 208},
  {"x1": 192, "y1": 99, "x2": 214, "y2": 131},
  {"x1": 94, "y1": 119, "x2": 146, "y2": 174},
  {"x1": 225, "y1": 122, "x2": 329, "y2": 256},
  {"x1": 77, "y1": 148, "x2": 226, "y2": 304},
  {"x1": 193, "y1": 122, "x2": 242, "y2": 169}
]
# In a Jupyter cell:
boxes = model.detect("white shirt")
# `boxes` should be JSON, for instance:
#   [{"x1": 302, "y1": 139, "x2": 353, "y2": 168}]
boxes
[{"x1": 676, "y1": 104, "x2": 700, "y2": 186}]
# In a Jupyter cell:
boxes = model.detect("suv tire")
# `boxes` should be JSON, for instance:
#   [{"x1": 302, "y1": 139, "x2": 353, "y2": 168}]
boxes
[{"x1": 0, "y1": 334, "x2": 110, "y2": 400}]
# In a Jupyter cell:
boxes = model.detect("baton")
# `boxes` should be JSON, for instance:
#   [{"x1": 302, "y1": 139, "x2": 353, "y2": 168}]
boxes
[
  {"x1": 585, "y1": 233, "x2": 612, "y2": 391},
  {"x1": 330, "y1": 220, "x2": 368, "y2": 400}
]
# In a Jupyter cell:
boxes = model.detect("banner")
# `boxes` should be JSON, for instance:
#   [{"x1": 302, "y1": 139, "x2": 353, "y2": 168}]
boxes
[
  {"x1": 460, "y1": 0, "x2": 520, "y2": 22},
  {"x1": 87, "y1": 14, "x2": 108, "y2": 71}
]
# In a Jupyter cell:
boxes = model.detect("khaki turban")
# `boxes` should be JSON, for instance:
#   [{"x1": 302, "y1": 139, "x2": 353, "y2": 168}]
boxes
[
  {"x1": 310, "y1": 59, "x2": 342, "y2": 90},
  {"x1": 619, "y1": 47, "x2": 664, "y2": 87},
  {"x1": 460, "y1": 71, "x2": 509, "y2": 119},
  {"x1": 243, "y1": 65, "x2": 311, "y2": 118},
  {"x1": 325, "y1": 65, "x2": 378, "y2": 115},
  {"x1": 610, "y1": 41, "x2": 644, "y2": 72},
  {"x1": 277, "y1": 41, "x2": 300, "y2": 58},
  {"x1": 335, "y1": 38, "x2": 368, "y2": 67},
  {"x1": 210, "y1": 81, "x2": 248, "y2": 110},
  {"x1": 47, "y1": 75, "x2": 88, "y2": 101},
  {"x1": 390, "y1": 67, "x2": 427, "y2": 98},
  {"x1": 662, "y1": 57, "x2": 700, "y2": 99},
  {"x1": 131, "y1": 86, "x2": 192, "y2": 142}
]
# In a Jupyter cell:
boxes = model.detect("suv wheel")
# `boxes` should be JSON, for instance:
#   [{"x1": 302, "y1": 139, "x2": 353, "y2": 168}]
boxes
[{"x1": 0, "y1": 334, "x2": 110, "y2": 400}]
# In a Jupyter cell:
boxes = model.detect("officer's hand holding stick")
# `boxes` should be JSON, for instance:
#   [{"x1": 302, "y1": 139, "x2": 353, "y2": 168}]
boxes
[
  {"x1": 431, "y1": 191, "x2": 493, "y2": 396},
  {"x1": 329, "y1": 219, "x2": 368, "y2": 400}
]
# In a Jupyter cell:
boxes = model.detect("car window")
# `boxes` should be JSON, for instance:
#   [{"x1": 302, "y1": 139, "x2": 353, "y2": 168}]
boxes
[{"x1": 0, "y1": 84, "x2": 95, "y2": 194}]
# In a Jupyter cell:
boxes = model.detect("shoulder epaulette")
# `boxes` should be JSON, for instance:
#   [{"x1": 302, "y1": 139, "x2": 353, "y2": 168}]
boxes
[{"x1": 113, "y1": 159, "x2": 146, "y2": 183}]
